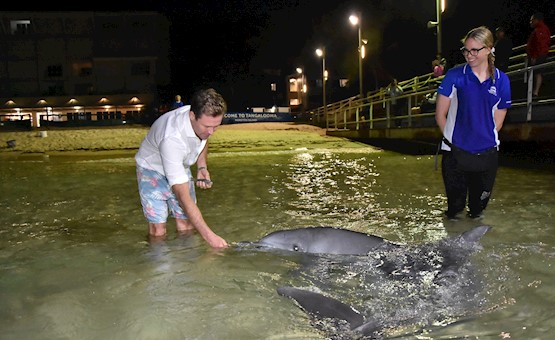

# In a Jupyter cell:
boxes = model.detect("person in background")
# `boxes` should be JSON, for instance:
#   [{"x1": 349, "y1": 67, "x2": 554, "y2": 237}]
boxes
[
  {"x1": 135, "y1": 88, "x2": 228, "y2": 248},
  {"x1": 435, "y1": 26, "x2": 512, "y2": 220},
  {"x1": 385, "y1": 78, "x2": 404, "y2": 127},
  {"x1": 494, "y1": 27, "x2": 513, "y2": 72},
  {"x1": 526, "y1": 12, "x2": 552, "y2": 98},
  {"x1": 432, "y1": 55, "x2": 446, "y2": 77},
  {"x1": 171, "y1": 94, "x2": 185, "y2": 110}
]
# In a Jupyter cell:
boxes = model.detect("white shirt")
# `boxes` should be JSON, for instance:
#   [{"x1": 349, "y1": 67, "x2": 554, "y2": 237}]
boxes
[{"x1": 135, "y1": 106, "x2": 207, "y2": 187}]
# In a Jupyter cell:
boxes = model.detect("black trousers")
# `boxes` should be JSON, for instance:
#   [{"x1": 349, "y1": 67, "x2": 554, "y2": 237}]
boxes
[{"x1": 441, "y1": 151, "x2": 498, "y2": 217}]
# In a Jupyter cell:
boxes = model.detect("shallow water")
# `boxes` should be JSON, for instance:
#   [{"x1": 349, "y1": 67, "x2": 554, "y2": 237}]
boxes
[{"x1": 0, "y1": 147, "x2": 554, "y2": 339}]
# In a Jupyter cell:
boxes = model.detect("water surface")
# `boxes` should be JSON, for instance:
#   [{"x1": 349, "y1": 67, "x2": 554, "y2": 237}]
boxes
[{"x1": 1, "y1": 147, "x2": 554, "y2": 339}]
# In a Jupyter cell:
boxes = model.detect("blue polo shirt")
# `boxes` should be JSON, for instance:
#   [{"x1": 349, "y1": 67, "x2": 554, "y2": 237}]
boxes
[{"x1": 438, "y1": 64, "x2": 511, "y2": 153}]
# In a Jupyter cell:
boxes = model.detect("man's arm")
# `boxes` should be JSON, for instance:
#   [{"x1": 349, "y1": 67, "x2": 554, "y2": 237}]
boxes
[
  {"x1": 196, "y1": 143, "x2": 212, "y2": 188},
  {"x1": 172, "y1": 183, "x2": 228, "y2": 248},
  {"x1": 197, "y1": 143, "x2": 208, "y2": 169}
]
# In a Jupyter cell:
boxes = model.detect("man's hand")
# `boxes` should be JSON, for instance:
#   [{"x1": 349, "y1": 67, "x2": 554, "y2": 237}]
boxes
[
  {"x1": 205, "y1": 233, "x2": 228, "y2": 248},
  {"x1": 196, "y1": 178, "x2": 213, "y2": 188},
  {"x1": 197, "y1": 167, "x2": 212, "y2": 189}
]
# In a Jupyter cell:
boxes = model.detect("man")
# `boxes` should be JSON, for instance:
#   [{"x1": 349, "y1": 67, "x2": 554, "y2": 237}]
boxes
[
  {"x1": 135, "y1": 88, "x2": 228, "y2": 248},
  {"x1": 526, "y1": 12, "x2": 551, "y2": 97},
  {"x1": 494, "y1": 27, "x2": 513, "y2": 72}
]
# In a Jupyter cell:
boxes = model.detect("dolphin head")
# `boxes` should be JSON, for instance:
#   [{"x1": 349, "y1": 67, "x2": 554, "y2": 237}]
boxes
[{"x1": 257, "y1": 229, "x2": 312, "y2": 252}]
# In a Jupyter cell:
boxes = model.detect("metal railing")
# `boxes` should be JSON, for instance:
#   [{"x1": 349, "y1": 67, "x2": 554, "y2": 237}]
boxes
[{"x1": 310, "y1": 36, "x2": 555, "y2": 131}]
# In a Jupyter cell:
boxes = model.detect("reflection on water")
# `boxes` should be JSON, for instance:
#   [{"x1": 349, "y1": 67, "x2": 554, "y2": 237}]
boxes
[{"x1": 1, "y1": 148, "x2": 554, "y2": 339}]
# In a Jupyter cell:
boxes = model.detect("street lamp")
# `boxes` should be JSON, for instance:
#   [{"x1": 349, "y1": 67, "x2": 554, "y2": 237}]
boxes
[
  {"x1": 427, "y1": 0, "x2": 446, "y2": 59},
  {"x1": 349, "y1": 14, "x2": 364, "y2": 99},
  {"x1": 315, "y1": 47, "x2": 327, "y2": 127}
]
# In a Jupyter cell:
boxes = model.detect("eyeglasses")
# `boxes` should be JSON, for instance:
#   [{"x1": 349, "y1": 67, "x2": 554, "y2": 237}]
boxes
[{"x1": 460, "y1": 46, "x2": 486, "y2": 56}]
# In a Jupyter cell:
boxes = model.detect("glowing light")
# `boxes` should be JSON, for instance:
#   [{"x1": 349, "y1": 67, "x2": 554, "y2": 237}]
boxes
[{"x1": 349, "y1": 15, "x2": 359, "y2": 26}]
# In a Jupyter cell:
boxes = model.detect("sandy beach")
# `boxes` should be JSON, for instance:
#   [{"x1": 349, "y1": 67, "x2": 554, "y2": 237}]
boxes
[{"x1": 0, "y1": 122, "x2": 377, "y2": 158}]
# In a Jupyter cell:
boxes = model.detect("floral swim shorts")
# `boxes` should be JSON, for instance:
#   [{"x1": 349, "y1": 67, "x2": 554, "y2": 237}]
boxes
[{"x1": 136, "y1": 165, "x2": 196, "y2": 223}]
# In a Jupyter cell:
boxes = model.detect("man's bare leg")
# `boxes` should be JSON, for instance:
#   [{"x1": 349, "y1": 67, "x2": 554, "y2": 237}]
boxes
[
  {"x1": 176, "y1": 219, "x2": 194, "y2": 233},
  {"x1": 148, "y1": 222, "x2": 167, "y2": 244}
]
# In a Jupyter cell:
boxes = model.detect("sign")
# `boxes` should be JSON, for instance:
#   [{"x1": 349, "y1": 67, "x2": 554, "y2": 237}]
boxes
[{"x1": 222, "y1": 112, "x2": 293, "y2": 124}]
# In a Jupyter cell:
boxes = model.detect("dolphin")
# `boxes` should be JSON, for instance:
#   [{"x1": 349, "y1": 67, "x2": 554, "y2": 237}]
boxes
[
  {"x1": 242, "y1": 226, "x2": 399, "y2": 255},
  {"x1": 275, "y1": 225, "x2": 493, "y2": 338},
  {"x1": 241, "y1": 225, "x2": 491, "y2": 257}
]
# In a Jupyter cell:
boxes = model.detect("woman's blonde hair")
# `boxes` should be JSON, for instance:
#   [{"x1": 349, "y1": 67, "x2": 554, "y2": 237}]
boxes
[{"x1": 462, "y1": 26, "x2": 496, "y2": 82}]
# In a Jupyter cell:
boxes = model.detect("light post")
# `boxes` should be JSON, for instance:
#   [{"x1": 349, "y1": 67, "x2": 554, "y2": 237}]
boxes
[
  {"x1": 315, "y1": 48, "x2": 327, "y2": 127},
  {"x1": 349, "y1": 14, "x2": 364, "y2": 99},
  {"x1": 427, "y1": 0, "x2": 446, "y2": 59}
]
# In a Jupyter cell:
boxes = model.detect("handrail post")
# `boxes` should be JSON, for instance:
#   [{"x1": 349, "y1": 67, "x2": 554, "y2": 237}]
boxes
[
  {"x1": 369, "y1": 104, "x2": 373, "y2": 129},
  {"x1": 386, "y1": 101, "x2": 391, "y2": 129},
  {"x1": 407, "y1": 96, "x2": 412, "y2": 127},
  {"x1": 526, "y1": 67, "x2": 534, "y2": 121},
  {"x1": 356, "y1": 106, "x2": 362, "y2": 131}
]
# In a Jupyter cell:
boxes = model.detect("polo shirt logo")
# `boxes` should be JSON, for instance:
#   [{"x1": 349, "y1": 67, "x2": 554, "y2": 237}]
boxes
[{"x1": 488, "y1": 86, "x2": 497, "y2": 96}]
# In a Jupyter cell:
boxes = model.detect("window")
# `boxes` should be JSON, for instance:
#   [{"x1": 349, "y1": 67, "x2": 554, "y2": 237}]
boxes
[
  {"x1": 102, "y1": 22, "x2": 119, "y2": 30},
  {"x1": 131, "y1": 62, "x2": 150, "y2": 76},
  {"x1": 80, "y1": 67, "x2": 92, "y2": 76},
  {"x1": 47, "y1": 65, "x2": 63, "y2": 78},
  {"x1": 10, "y1": 20, "x2": 31, "y2": 35}
]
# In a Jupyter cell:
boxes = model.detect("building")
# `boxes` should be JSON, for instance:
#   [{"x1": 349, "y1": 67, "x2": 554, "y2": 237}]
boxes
[{"x1": 0, "y1": 11, "x2": 170, "y2": 129}]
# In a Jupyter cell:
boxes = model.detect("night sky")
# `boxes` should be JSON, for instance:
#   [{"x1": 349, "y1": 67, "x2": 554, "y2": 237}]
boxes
[
  {"x1": 158, "y1": 0, "x2": 553, "y2": 110},
  {"x1": 9, "y1": 1, "x2": 554, "y2": 110}
]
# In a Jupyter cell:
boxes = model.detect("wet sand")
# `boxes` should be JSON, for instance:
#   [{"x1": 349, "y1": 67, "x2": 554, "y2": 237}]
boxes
[{"x1": 0, "y1": 122, "x2": 378, "y2": 159}]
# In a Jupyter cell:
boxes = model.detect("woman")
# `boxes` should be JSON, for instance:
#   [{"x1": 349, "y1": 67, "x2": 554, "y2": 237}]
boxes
[{"x1": 435, "y1": 26, "x2": 512, "y2": 220}]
